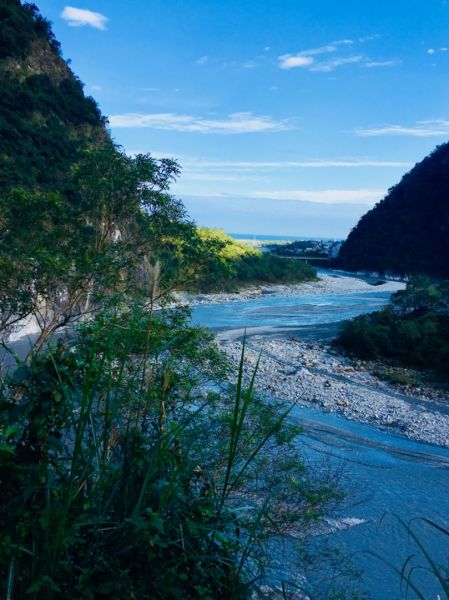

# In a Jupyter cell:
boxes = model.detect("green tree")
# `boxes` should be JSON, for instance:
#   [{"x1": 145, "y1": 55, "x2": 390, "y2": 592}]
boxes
[
  {"x1": 0, "y1": 142, "x2": 191, "y2": 352},
  {"x1": 391, "y1": 277, "x2": 444, "y2": 315}
]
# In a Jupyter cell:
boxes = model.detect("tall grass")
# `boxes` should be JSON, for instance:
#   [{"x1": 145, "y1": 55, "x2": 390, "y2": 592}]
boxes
[
  {"x1": 369, "y1": 515, "x2": 449, "y2": 599},
  {"x1": 0, "y1": 304, "x2": 341, "y2": 599}
]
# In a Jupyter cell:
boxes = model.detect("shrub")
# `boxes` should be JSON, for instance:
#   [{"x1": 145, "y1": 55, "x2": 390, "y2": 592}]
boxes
[
  {"x1": 335, "y1": 302, "x2": 449, "y2": 378},
  {"x1": 0, "y1": 305, "x2": 341, "y2": 598}
]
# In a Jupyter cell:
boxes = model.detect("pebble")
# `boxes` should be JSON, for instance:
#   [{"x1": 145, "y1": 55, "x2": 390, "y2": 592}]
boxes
[{"x1": 219, "y1": 336, "x2": 449, "y2": 448}]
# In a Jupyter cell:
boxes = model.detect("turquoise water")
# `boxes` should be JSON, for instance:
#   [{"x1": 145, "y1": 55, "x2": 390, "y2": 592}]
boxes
[
  {"x1": 191, "y1": 274, "x2": 449, "y2": 599},
  {"x1": 294, "y1": 406, "x2": 449, "y2": 599},
  {"x1": 191, "y1": 290, "x2": 392, "y2": 330}
]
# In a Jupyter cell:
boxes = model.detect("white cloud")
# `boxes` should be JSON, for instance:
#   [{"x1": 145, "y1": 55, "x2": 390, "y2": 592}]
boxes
[
  {"x1": 424, "y1": 47, "x2": 449, "y2": 55},
  {"x1": 61, "y1": 6, "x2": 108, "y2": 30},
  {"x1": 358, "y1": 34, "x2": 382, "y2": 42},
  {"x1": 355, "y1": 119, "x2": 449, "y2": 137},
  {"x1": 109, "y1": 112, "x2": 291, "y2": 134},
  {"x1": 91, "y1": 84, "x2": 102, "y2": 91},
  {"x1": 181, "y1": 158, "x2": 411, "y2": 170},
  {"x1": 309, "y1": 55, "x2": 364, "y2": 72},
  {"x1": 250, "y1": 188, "x2": 385, "y2": 205},
  {"x1": 304, "y1": 40, "x2": 354, "y2": 55},
  {"x1": 196, "y1": 55, "x2": 209, "y2": 65},
  {"x1": 277, "y1": 37, "x2": 397, "y2": 73},
  {"x1": 365, "y1": 59, "x2": 400, "y2": 68},
  {"x1": 180, "y1": 160, "x2": 408, "y2": 184},
  {"x1": 278, "y1": 54, "x2": 314, "y2": 69},
  {"x1": 125, "y1": 153, "x2": 410, "y2": 171},
  {"x1": 278, "y1": 41, "x2": 348, "y2": 70},
  {"x1": 298, "y1": 44, "x2": 339, "y2": 56}
]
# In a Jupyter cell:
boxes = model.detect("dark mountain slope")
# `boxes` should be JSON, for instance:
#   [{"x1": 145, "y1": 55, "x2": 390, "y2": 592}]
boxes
[
  {"x1": 337, "y1": 142, "x2": 449, "y2": 277},
  {"x1": 0, "y1": 0, "x2": 106, "y2": 192}
]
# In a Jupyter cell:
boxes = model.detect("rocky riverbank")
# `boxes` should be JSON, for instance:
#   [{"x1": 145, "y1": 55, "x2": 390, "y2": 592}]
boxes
[
  {"x1": 218, "y1": 332, "x2": 449, "y2": 448},
  {"x1": 177, "y1": 271, "x2": 404, "y2": 306}
]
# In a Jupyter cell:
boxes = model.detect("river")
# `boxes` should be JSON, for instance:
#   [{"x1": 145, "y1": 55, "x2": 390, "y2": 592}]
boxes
[{"x1": 190, "y1": 270, "x2": 449, "y2": 600}]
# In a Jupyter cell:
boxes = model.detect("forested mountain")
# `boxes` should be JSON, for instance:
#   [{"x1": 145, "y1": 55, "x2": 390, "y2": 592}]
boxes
[
  {"x1": 0, "y1": 0, "x2": 106, "y2": 192},
  {"x1": 337, "y1": 143, "x2": 449, "y2": 277},
  {"x1": 0, "y1": 0, "x2": 317, "y2": 347},
  {"x1": 0, "y1": 0, "x2": 190, "y2": 343}
]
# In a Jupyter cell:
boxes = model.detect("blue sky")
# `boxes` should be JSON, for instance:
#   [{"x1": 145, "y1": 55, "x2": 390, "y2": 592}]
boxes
[{"x1": 38, "y1": 1, "x2": 449, "y2": 237}]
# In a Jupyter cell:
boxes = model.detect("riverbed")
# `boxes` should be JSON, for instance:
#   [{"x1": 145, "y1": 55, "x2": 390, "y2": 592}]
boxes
[{"x1": 189, "y1": 270, "x2": 449, "y2": 600}]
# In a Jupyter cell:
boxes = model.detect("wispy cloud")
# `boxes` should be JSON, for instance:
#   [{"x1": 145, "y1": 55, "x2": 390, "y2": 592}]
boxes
[
  {"x1": 365, "y1": 59, "x2": 400, "y2": 68},
  {"x1": 278, "y1": 36, "x2": 396, "y2": 72},
  {"x1": 197, "y1": 54, "x2": 263, "y2": 70},
  {"x1": 109, "y1": 112, "x2": 292, "y2": 134},
  {"x1": 278, "y1": 39, "x2": 352, "y2": 70},
  {"x1": 241, "y1": 60, "x2": 258, "y2": 69},
  {"x1": 180, "y1": 160, "x2": 408, "y2": 185},
  {"x1": 310, "y1": 55, "x2": 364, "y2": 72},
  {"x1": 181, "y1": 158, "x2": 411, "y2": 170},
  {"x1": 182, "y1": 172, "x2": 268, "y2": 182},
  {"x1": 279, "y1": 55, "x2": 314, "y2": 69},
  {"x1": 358, "y1": 34, "x2": 382, "y2": 42},
  {"x1": 426, "y1": 47, "x2": 449, "y2": 55},
  {"x1": 126, "y1": 151, "x2": 410, "y2": 171},
  {"x1": 61, "y1": 6, "x2": 108, "y2": 30},
  {"x1": 355, "y1": 119, "x2": 449, "y2": 137},
  {"x1": 250, "y1": 188, "x2": 385, "y2": 205}
]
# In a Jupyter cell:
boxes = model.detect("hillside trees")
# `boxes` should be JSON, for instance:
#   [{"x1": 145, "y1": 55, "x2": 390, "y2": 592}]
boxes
[
  {"x1": 337, "y1": 142, "x2": 449, "y2": 277},
  {"x1": 0, "y1": 0, "x2": 105, "y2": 192},
  {"x1": 0, "y1": 142, "x2": 198, "y2": 350}
]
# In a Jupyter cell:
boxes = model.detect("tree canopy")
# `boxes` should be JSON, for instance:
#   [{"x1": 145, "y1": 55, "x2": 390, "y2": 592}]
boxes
[{"x1": 337, "y1": 142, "x2": 449, "y2": 277}]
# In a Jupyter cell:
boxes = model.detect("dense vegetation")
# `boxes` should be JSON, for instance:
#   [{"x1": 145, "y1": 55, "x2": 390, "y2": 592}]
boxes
[
  {"x1": 0, "y1": 3, "x2": 352, "y2": 598},
  {"x1": 335, "y1": 278, "x2": 449, "y2": 379},
  {"x1": 0, "y1": 140, "x2": 206, "y2": 348},
  {"x1": 1, "y1": 303, "x2": 345, "y2": 598},
  {"x1": 337, "y1": 143, "x2": 449, "y2": 277},
  {"x1": 189, "y1": 229, "x2": 317, "y2": 292},
  {"x1": 0, "y1": 0, "x2": 106, "y2": 192}
]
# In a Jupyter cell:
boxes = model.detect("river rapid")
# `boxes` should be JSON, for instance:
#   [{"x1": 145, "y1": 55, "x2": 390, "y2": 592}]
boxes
[{"x1": 189, "y1": 270, "x2": 449, "y2": 600}]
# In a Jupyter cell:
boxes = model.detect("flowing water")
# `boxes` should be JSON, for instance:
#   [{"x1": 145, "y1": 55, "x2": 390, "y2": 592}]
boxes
[{"x1": 191, "y1": 270, "x2": 449, "y2": 599}]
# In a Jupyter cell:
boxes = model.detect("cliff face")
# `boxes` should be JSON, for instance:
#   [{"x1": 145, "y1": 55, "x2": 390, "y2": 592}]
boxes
[
  {"x1": 337, "y1": 142, "x2": 449, "y2": 278},
  {"x1": 0, "y1": 0, "x2": 107, "y2": 192}
]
